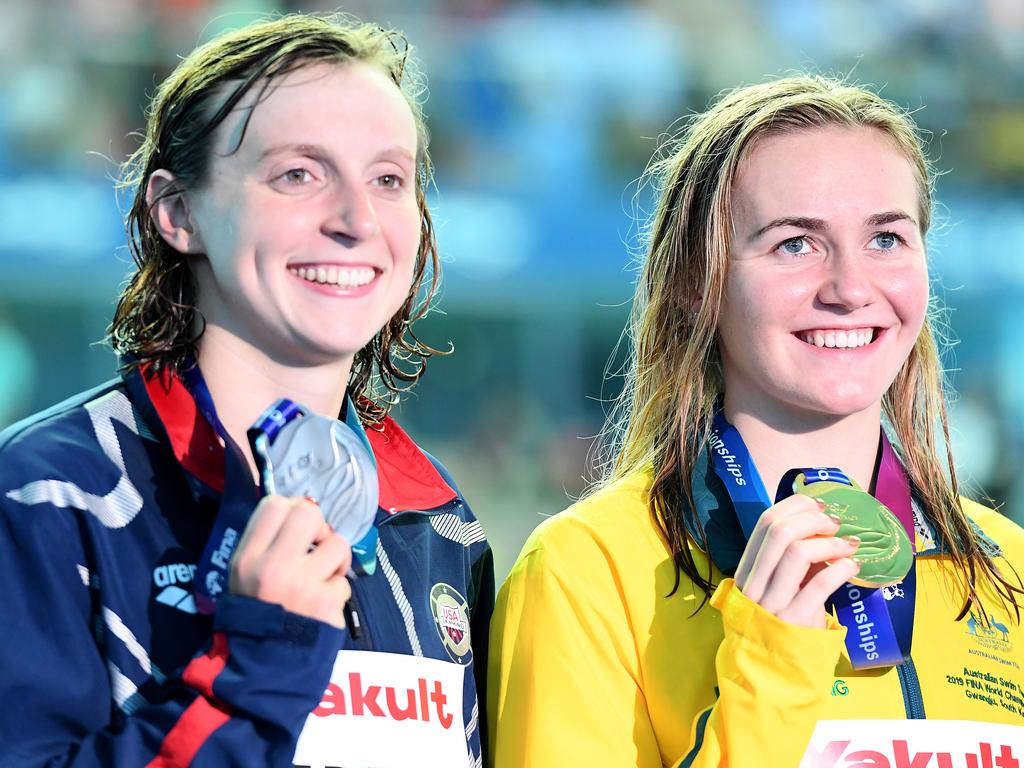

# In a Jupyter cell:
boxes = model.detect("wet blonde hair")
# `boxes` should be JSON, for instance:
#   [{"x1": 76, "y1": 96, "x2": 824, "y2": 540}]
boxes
[{"x1": 601, "y1": 74, "x2": 1019, "y2": 617}]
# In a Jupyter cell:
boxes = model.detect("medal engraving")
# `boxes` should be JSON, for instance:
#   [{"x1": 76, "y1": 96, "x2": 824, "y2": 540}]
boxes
[
  {"x1": 792, "y1": 474, "x2": 913, "y2": 588},
  {"x1": 253, "y1": 408, "x2": 378, "y2": 549}
]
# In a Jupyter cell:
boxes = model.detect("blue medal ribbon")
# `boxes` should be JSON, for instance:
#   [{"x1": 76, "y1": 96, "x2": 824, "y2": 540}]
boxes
[
  {"x1": 708, "y1": 410, "x2": 917, "y2": 669},
  {"x1": 709, "y1": 411, "x2": 773, "y2": 540},
  {"x1": 185, "y1": 362, "x2": 380, "y2": 614},
  {"x1": 182, "y1": 362, "x2": 261, "y2": 615}
]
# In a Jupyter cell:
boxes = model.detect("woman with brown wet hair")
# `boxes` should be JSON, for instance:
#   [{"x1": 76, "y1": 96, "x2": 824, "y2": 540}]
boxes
[{"x1": 0, "y1": 14, "x2": 492, "y2": 767}]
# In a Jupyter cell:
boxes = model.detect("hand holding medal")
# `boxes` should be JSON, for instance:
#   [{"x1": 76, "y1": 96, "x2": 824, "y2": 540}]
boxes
[
  {"x1": 733, "y1": 493, "x2": 862, "y2": 628},
  {"x1": 223, "y1": 400, "x2": 380, "y2": 630},
  {"x1": 249, "y1": 399, "x2": 380, "y2": 576},
  {"x1": 229, "y1": 496, "x2": 354, "y2": 629},
  {"x1": 788, "y1": 470, "x2": 913, "y2": 589}
]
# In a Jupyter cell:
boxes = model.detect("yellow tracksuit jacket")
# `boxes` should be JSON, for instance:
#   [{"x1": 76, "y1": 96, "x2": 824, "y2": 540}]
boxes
[{"x1": 488, "y1": 467, "x2": 1024, "y2": 767}]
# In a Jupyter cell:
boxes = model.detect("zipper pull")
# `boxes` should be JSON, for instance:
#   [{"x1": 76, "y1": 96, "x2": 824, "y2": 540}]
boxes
[{"x1": 344, "y1": 601, "x2": 362, "y2": 639}]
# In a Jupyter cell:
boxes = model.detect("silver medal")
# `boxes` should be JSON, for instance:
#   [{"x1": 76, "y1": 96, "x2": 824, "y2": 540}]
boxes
[{"x1": 254, "y1": 411, "x2": 378, "y2": 547}]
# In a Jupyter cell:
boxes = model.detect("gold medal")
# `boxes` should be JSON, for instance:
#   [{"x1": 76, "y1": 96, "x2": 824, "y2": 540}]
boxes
[{"x1": 792, "y1": 473, "x2": 913, "y2": 588}]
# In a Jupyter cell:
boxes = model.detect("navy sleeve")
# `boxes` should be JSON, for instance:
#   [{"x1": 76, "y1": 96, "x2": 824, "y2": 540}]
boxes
[{"x1": 0, "y1": 496, "x2": 344, "y2": 767}]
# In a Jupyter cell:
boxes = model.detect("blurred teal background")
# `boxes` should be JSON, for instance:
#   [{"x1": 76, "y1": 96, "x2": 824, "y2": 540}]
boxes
[{"x1": 1, "y1": 0, "x2": 1022, "y2": 578}]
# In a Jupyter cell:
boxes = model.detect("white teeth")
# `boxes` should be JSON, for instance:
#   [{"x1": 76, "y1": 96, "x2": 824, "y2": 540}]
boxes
[
  {"x1": 800, "y1": 328, "x2": 875, "y2": 349},
  {"x1": 290, "y1": 266, "x2": 376, "y2": 289}
]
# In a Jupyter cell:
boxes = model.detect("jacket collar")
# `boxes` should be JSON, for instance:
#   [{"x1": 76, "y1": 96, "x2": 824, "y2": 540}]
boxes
[{"x1": 126, "y1": 364, "x2": 456, "y2": 514}]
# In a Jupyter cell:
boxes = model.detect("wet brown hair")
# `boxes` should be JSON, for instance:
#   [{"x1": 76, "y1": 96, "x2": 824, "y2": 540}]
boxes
[{"x1": 110, "y1": 13, "x2": 445, "y2": 424}]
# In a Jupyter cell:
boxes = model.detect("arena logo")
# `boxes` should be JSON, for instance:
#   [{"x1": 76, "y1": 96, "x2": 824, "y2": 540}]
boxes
[
  {"x1": 152, "y1": 562, "x2": 197, "y2": 614},
  {"x1": 313, "y1": 672, "x2": 455, "y2": 730},
  {"x1": 804, "y1": 739, "x2": 1020, "y2": 768},
  {"x1": 153, "y1": 563, "x2": 196, "y2": 588}
]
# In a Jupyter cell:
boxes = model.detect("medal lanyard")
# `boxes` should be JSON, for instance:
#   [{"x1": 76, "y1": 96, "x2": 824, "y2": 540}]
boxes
[
  {"x1": 708, "y1": 410, "x2": 917, "y2": 669},
  {"x1": 181, "y1": 361, "x2": 263, "y2": 615}
]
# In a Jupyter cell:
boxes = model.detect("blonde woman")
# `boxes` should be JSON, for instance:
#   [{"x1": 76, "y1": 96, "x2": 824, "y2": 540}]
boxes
[{"x1": 488, "y1": 76, "x2": 1024, "y2": 767}]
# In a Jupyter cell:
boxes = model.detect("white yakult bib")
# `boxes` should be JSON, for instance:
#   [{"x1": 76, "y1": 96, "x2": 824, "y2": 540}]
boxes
[
  {"x1": 802, "y1": 720, "x2": 1024, "y2": 767},
  {"x1": 293, "y1": 650, "x2": 469, "y2": 768}
]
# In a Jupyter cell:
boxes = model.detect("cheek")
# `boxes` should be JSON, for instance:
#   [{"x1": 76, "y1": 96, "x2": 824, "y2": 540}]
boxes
[
  {"x1": 723, "y1": 268, "x2": 811, "y2": 328},
  {"x1": 385, "y1": 205, "x2": 423, "y2": 273},
  {"x1": 888, "y1": 270, "x2": 930, "y2": 333}
]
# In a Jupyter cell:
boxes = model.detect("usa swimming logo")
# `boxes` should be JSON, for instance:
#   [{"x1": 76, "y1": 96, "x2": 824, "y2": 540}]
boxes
[{"x1": 429, "y1": 583, "x2": 472, "y2": 664}]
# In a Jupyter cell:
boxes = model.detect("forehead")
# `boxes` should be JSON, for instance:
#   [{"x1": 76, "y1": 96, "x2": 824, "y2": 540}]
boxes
[
  {"x1": 210, "y1": 60, "x2": 418, "y2": 162},
  {"x1": 732, "y1": 125, "x2": 920, "y2": 225}
]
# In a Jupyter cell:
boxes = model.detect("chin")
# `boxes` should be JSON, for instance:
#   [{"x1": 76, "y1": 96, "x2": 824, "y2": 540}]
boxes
[{"x1": 796, "y1": 390, "x2": 883, "y2": 419}]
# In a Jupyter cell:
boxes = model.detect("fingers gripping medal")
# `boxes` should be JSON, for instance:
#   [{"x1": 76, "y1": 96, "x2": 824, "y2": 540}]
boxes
[
  {"x1": 791, "y1": 470, "x2": 913, "y2": 588},
  {"x1": 249, "y1": 400, "x2": 379, "y2": 575}
]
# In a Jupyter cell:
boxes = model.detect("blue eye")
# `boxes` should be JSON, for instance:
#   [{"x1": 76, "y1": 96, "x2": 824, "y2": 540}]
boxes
[
  {"x1": 779, "y1": 236, "x2": 811, "y2": 255},
  {"x1": 870, "y1": 232, "x2": 902, "y2": 250}
]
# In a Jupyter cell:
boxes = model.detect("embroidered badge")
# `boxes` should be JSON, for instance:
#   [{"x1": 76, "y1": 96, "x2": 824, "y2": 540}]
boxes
[{"x1": 429, "y1": 583, "x2": 472, "y2": 664}]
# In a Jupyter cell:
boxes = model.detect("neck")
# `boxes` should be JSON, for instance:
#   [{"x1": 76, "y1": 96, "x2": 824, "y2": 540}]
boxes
[
  {"x1": 723, "y1": 395, "x2": 883, "y2": 498},
  {"x1": 196, "y1": 328, "x2": 353, "y2": 476}
]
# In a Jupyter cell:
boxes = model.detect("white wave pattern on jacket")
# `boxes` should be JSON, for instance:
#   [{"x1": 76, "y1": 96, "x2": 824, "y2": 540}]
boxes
[{"x1": 5, "y1": 391, "x2": 143, "y2": 527}]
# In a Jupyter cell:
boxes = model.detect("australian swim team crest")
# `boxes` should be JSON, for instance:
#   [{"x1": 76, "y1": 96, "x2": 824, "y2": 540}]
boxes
[
  {"x1": 966, "y1": 610, "x2": 1014, "y2": 654},
  {"x1": 429, "y1": 583, "x2": 472, "y2": 664}
]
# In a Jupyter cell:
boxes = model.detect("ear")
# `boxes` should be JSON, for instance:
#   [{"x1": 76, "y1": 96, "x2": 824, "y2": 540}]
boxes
[
  {"x1": 685, "y1": 291, "x2": 704, "y2": 326},
  {"x1": 146, "y1": 170, "x2": 205, "y2": 254}
]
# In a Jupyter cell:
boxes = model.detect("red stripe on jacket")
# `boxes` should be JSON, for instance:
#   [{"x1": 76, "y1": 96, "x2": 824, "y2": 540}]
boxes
[{"x1": 146, "y1": 633, "x2": 231, "y2": 767}]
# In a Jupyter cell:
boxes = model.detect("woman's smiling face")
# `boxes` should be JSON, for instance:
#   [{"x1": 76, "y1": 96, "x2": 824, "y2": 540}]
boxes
[
  {"x1": 718, "y1": 125, "x2": 929, "y2": 426},
  {"x1": 183, "y1": 60, "x2": 421, "y2": 368}
]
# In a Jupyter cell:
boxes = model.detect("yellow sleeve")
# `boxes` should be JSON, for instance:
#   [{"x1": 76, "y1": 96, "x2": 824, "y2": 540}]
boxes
[
  {"x1": 671, "y1": 580, "x2": 848, "y2": 767},
  {"x1": 487, "y1": 523, "x2": 664, "y2": 768}
]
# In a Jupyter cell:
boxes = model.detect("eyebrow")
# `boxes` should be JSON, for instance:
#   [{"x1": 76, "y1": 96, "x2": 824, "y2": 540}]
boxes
[
  {"x1": 751, "y1": 209, "x2": 919, "y2": 240},
  {"x1": 259, "y1": 143, "x2": 328, "y2": 161},
  {"x1": 375, "y1": 146, "x2": 416, "y2": 166},
  {"x1": 866, "y1": 210, "x2": 918, "y2": 228},
  {"x1": 258, "y1": 143, "x2": 416, "y2": 167}
]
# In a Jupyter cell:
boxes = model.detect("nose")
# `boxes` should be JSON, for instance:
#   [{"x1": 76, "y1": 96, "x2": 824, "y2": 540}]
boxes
[
  {"x1": 327, "y1": 184, "x2": 380, "y2": 242},
  {"x1": 817, "y1": 249, "x2": 875, "y2": 310}
]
